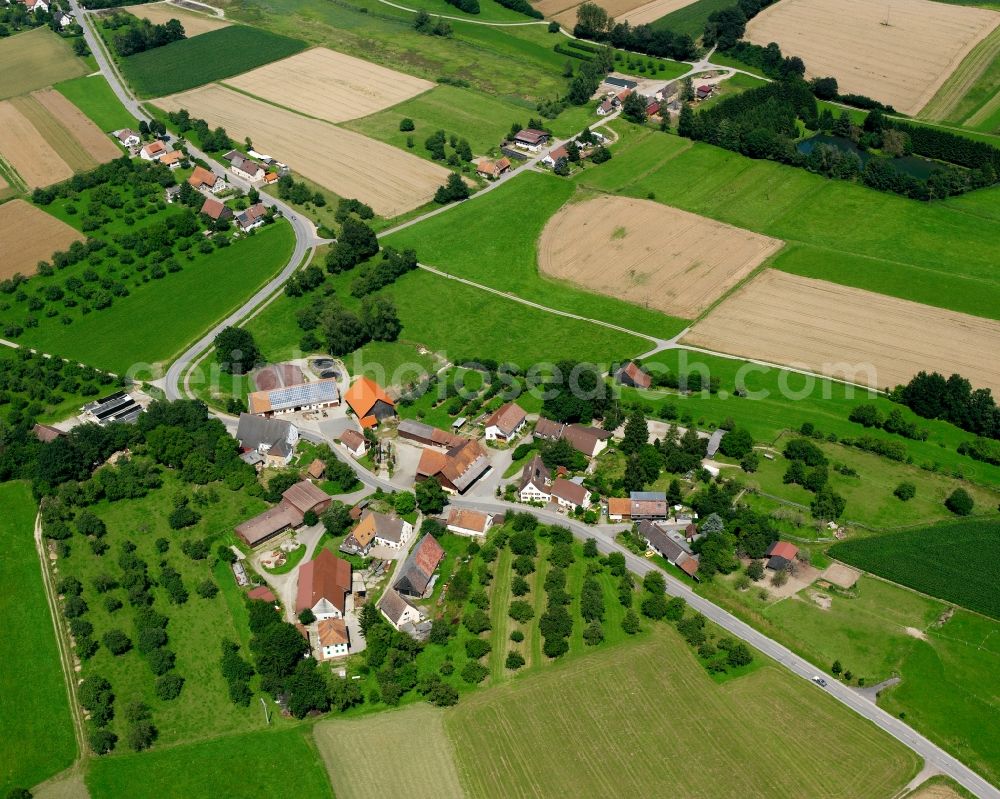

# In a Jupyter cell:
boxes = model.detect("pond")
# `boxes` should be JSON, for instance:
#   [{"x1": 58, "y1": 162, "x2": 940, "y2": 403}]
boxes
[{"x1": 797, "y1": 134, "x2": 944, "y2": 180}]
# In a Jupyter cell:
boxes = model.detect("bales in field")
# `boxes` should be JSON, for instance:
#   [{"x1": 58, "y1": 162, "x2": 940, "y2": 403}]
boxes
[
  {"x1": 224, "y1": 48, "x2": 435, "y2": 124},
  {"x1": 119, "y1": 25, "x2": 307, "y2": 97},
  {"x1": 0, "y1": 200, "x2": 84, "y2": 280},
  {"x1": 0, "y1": 28, "x2": 87, "y2": 101},
  {"x1": 682, "y1": 270, "x2": 1000, "y2": 392},
  {"x1": 537, "y1": 196, "x2": 782, "y2": 319},
  {"x1": 154, "y1": 84, "x2": 452, "y2": 217},
  {"x1": 745, "y1": 0, "x2": 1000, "y2": 115},
  {"x1": 121, "y1": 1, "x2": 230, "y2": 36}
]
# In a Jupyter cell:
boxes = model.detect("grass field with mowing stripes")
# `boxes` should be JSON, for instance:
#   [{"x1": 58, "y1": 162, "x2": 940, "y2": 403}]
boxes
[
  {"x1": 0, "y1": 482, "x2": 76, "y2": 795},
  {"x1": 56, "y1": 74, "x2": 139, "y2": 133},
  {"x1": 0, "y1": 28, "x2": 87, "y2": 100}
]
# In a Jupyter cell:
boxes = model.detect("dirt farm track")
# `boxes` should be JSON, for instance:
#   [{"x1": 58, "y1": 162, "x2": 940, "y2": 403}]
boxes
[
  {"x1": 683, "y1": 270, "x2": 1000, "y2": 393},
  {"x1": 538, "y1": 196, "x2": 783, "y2": 319},
  {"x1": 745, "y1": 0, "x2": 1000, "y2": 115},
  {"x1": 155, "y1": 84, "x2": 451, "y2": 217}
]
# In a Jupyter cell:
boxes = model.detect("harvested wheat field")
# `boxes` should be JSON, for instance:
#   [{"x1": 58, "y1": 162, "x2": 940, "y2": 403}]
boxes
[
  {"x1": 155, "y1": 84, "x2": 450, "y2": 216},
  {"x1": 30, "y1": 89, "x2": 121, "y2": 161},
  {"x1": 538, "y1": 196, "x2": 782, "y2": 319},
  {"x1": 745, "y1": 0, "x2": 1000, "y2": 115},
  {"x1": 0, "y1": 199, "x2": 83, "y2": 280},
  {"x1": 223, "y1": 48, "x2": 434, "y2": 124},
  {"x1": 0, "y1": 28, "x2": 87, "y2": 100},
  {"x1": 682, "y1": 270, "x2": 1000, "y2": 392},
  {"x1": 122, "y1": 1, "x2": 230, "y2": 36},
  {"x1": 549, "y1": 0, "x2": 676, "y2": 28},
  {"x1": 621, "y1": 0, "x2": 700, "y2": 26},
  {"x1": 314, "y1": 705, "x2": 464, "y2": 799},
  {"x1": 0, "y1": 101, "x2": 73, "y2": 188}
]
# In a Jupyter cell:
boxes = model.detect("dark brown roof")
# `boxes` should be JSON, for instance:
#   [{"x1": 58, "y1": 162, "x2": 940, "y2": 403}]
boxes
[
  {"x1": 32, "y1": 423, "x2": 63, "y2": 443},
  {"x1": 562, "y1": 424, "x2": 612, "y2": 457},
  {"x1": 281, "y1": 480, "x2": 329, "y2": 514},
  {"x1": 394, "y1": 535, "x2": 444, "y2": 596},
  {"x1": 483, "y1": 402, "x2": 527, "y2": 436},
  {"x1": 551, "y1": 478, "x2": 587, "y2": 507},
  {"x1": 417, "y1": 438, "x2": 490, "y2": 492},
  {"x1": 378, "y1": 588, "x2": 416, "y2": 625},
  {"x1": 296, "y1": 549, "x2": 351, "y2": 613},
  {"x1": 247, "y1": 585, "x2": 277, "y2": 603},
  {"x1": 235, "y1": 502, "x2": 303, "y2": 547},
  {"x1": 518, "y1": 453, "x2": 550, "y2": 492},
  {"x1": 339, "y1": 429, "x2": 366, "y2": 450},
  {"x1": 307, "y1": 459, "x2": 325, "y2": 479},
  {"x1": 533, "y1": 417, "x2": 564, "y2": 440},
  {"x1": 514, "y1": 128, "x2": 548, "y2": 145}
]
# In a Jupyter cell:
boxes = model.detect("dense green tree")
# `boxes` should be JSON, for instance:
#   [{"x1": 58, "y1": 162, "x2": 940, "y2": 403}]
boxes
[
  {"x1": 415, "y1": 478, "x2": 447, "y2": 514},
  {"x1": 213, "y1": 327, "x2": 260, "y2": 375},
  {"x1": 945, "y1": 488, "x2": 974, "y2": 516}
]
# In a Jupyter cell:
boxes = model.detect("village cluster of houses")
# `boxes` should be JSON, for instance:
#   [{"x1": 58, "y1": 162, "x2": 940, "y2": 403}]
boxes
[
  {"x1": 114, "y1": 129, "x2": 184, "y2": 168},
  {"x1": 596, "y1": 74, "x2": 714, "y2": 119},
  {"x1": 10, "y1": 0, "x2": 75, "y2": 26}
]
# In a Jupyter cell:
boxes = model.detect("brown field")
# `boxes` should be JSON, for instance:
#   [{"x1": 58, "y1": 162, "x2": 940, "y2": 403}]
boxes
[
  {"x1": 621, "y1": 0, "x2": 700, "y2": 26},
  {"x1": 682, "y1": 270, "x2": 1000, "y2": 392},
  {"x1": 313, "y1": 705, "x2": 465, "y2": 799},
  {"x1": 223, "y1": 48, "x2": 434, "y2": 124},
  {"x1": 537, "y1": 196, "x2": 782, "y2": 319},
  {"x1": 745, "y1": 0, "x2": 1000, "y2": 115},
  {"x1": 0, "y1": 101, "x2": 73, "y2": 188},
  {"x1": 905, "y1": 781, "x2": 966, "y2": 799},
  {"x1": 0, "y1": 28, "x2": 87, "y2": 101},
  {"x1": 121, "y1": 1, "x2": 230, "y2": 35},
  {"x1": 31, "y1": 89, "x2": 121, "y2": 162},
  {"x1": 155, "y1": 84, "x2": 451, "y2": 216},
  {"x1": 0, "y1": 199, "x2": 84, "y2": 280}
]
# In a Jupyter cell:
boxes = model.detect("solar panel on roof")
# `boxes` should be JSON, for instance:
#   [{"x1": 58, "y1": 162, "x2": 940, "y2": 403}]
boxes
[
  {"x1": 266, "y1": 381, "x2": 338, "y2": 411},
  {"x1": 95, "y1": 398, "x2": 138, "y2": 420}
]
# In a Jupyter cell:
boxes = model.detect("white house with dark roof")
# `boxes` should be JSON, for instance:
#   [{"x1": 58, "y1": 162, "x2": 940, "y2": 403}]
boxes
[{"x1": 518, "y1": 454, "x2": 551, "y2": 503}]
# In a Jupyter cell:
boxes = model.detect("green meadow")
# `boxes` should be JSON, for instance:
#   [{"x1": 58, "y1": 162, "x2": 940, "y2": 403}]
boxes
[
  {"x1": 577, "y1": 124, "x2": 1000, "y2": 320},
  {"x1": 0, "y1": 483, "x2": 76, "y2": 795},
  {"x1": 383, "y1": 171, "x2": 688, "y2": 340},
  {"x1": 648, "y1": 0, "x2": 731, "y2": 37},
  {"x1": 86, "y1": 727, "x2": 333, "y2": 799},
  {"x1": 55, "y1": 74, "x2": 138, "y2": 133}
]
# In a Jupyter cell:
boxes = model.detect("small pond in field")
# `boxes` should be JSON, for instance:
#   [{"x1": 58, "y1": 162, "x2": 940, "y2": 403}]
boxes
[{"x1": 797, "y1": 134, "x2": 944, "y2": 180}]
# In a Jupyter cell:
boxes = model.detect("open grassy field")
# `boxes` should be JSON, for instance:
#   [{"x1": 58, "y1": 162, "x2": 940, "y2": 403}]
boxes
[
  {"x1": 538, "y1": 195, "x2": 782, "y2": 318},
  {"x1": 11, "y1": 220, "x2": 294, "y2": 375},
  {"x1": 86, "y1": 727, "x2": 333, "y2": 799},
  {"x1": 0, "y1": 199, "x2": 83, "y2": 280},
  {"x1": 0, "y1": 482, "x2": 76, "y2": 795},
  {"x1": 383, "y1": 171, "x2": 688, "y2": 340},
  {"x1": 122, "y1": 1, "x2": 231, "y2": 36},
  {"x1": 155, "y1": 84, "x2": 450, "y2": 216},
  {"x1": 920, "y1": 25, "x2": 1000, "y2": 128},
  {"x1": 59, "y1": 473, "x2": 270, "y2": 748},
  {"x1": 649, "y1": 0, "x2": 731, "y2": 35},
  {"x1": 576, "y1": 126, "x2": 1000, "y2": 320},
  {"x1": 446, "y1": 625, "x2": 918, "y2": 797},
  {"x1": 314, "y1": 705, "x2": 464, "y2": 799},
  {"x1": 55, "y1": 74, "x2": 138, "y2": 133},
  {"x1": 224, "y1": 47, "x2": 434, "y2": 124},
  {"x1": 119, "y1": 25, "x2": 306, "y2": 97},
  {"x1": 0, "y1": 101, "x2": 74, "y2": 189},
  {"x1": 683, "y1": 269, "x2": 1000, "y2": 392},
  {"x1": 745, "y1": 0, "x2": 1000, "y2": 115},
  {"x1": 829, "y1": 518, "x2": 1000, "y2": 618},
  {"x1": 227, "y1": 0, "x2": 568, "y2": 101},
  {"x1": 0, "y1": 28, "x2": 87, "y2": 100},
  {"x1": 619, "y1": 348, "x2": 1000, "y2": 487},
  {"x1": 342, "y1": 84, "x2": 524, "y2": 159}
]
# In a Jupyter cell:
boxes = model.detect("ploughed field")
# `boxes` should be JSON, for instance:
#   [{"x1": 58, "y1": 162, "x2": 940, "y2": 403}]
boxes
[{"x1": 0, "y1": 199, "x2": 84, "y2": 279}]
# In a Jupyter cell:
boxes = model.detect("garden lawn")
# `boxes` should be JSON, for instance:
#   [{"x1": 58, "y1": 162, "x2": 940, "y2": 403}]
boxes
[
  {"x1": 86, "y1": 727, "x2": 333, "y2": 799},
  {"x1": 446, "y1": 624, "x2": 919, "y2": 797},
  {"x1": 384, "y1": 171, "x2": 688, "y2": 340},
  {"x1": 342, "y1": 85, "x2": 525, "y2": 159},
  {"x1": 13, "y1": 221, "x2": 294, "y2": 375},
  {"x1": 55, "y1": 74, "x2": 138, "y2": 133},
  {"x1": 618, "y1": 348, "x2": 1000, "y2": 487},
  {"x1": 119, "y1": 26, "x2": 306, "y2": 97},
  {"x1": 0, "y1": 28, "x2": 87, "y2": 100},
  {"x1": 58, "y1": 474, "x2": 270, "y2": 748},
  {"x1": 0, "y1": 482, "x2": 76, "y2": 795},
  {"x1": 577, "y1": 125, "x2": 1000, "y2": 320},
  {"x1": 829, "y1": 518, "x2": 1000, "y2": 618}
]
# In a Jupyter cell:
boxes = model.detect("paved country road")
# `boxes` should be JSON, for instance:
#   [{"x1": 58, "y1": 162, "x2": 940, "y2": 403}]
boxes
[{"x1": 72, "y1": 6, "x2": 999, "y2": 795}]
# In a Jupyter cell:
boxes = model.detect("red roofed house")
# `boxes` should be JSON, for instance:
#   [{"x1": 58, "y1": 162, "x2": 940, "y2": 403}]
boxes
[
  {"x1": 296, "y1": 549, "x2": 352, "y2": 620},
  {"x1": 606, "y1": 496, "x2": 631, "y2": 521},
  {"x1": 188, "y1": 165, "x2": 221, "y2": 194},
  {"x1": 765, "y1": 540, "x2": 799, "y2": 571},
  {"x1": 542, "y1": 145, "x2": 568, "y2": 168},
  {"x1": 483, "y1": 401, "x2": 527, "y2": 443},
  {"x1": 416, "y1": 438, "x2": 491, "y2": 494},
  {"x1": 140, "y1": 140, "x2": 167, "y2": 161},
  {"x1": 615, "y1": 361, "x2": 651, "y2": 389},
  {"x1": 200, "y1": 197, "x2": 232, "y2": 222},
  {"x1": 446, "y1": 508, "x2": 495, "y2": 537},
  {"x1": 550, "y1": 478, "x2": 590, "y2": 511},
  {"x1": 476, "y1": 157, "x2": 511, "y2": 180},
  {"x1": 32, "y1": 423, "x2": 64, "y2": 443},
  {"x1": 317, "y1": 618, "x2": 349, "y2": 659},
  {"x1": 160, "y1": 150, "x2": 183, "y2": 169},
  {"x1": 338, "y1": 428, "x2": 368, "y2": 458},
  {"x1": 343, "y1": 377, "x2": 396, "y2": 428},
  {"x1": 393, "y1": 534, "x2": 445, "y2": 597}
]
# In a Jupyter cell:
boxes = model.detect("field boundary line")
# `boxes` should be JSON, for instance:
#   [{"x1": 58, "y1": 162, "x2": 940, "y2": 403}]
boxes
[{"x1": 920, "y1": 25, "x2": 1000, "y2": 123}]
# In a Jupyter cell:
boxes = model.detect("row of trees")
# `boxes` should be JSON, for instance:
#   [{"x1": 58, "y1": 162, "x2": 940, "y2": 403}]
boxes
[
  {"x1": 894, "y1": 371, "x2": 998, "y2": 440},
  {"x1": 165, "y1": 108, "x2": 233, "y2": 152},
  {"x1": 103, "y1": 12, "x2": 185, "y2": 57},
  {"x1": 572, "y1": 2, "x2": 696, "y2": 60}
]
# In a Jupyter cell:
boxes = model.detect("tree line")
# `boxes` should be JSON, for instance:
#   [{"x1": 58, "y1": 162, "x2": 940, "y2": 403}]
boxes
[
  {"x1": 102, "y1": 12, "x2": 185, "y2": 57},
  {"x1": 572, "y1": 2, "x2": 696, "y2": 61}
]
